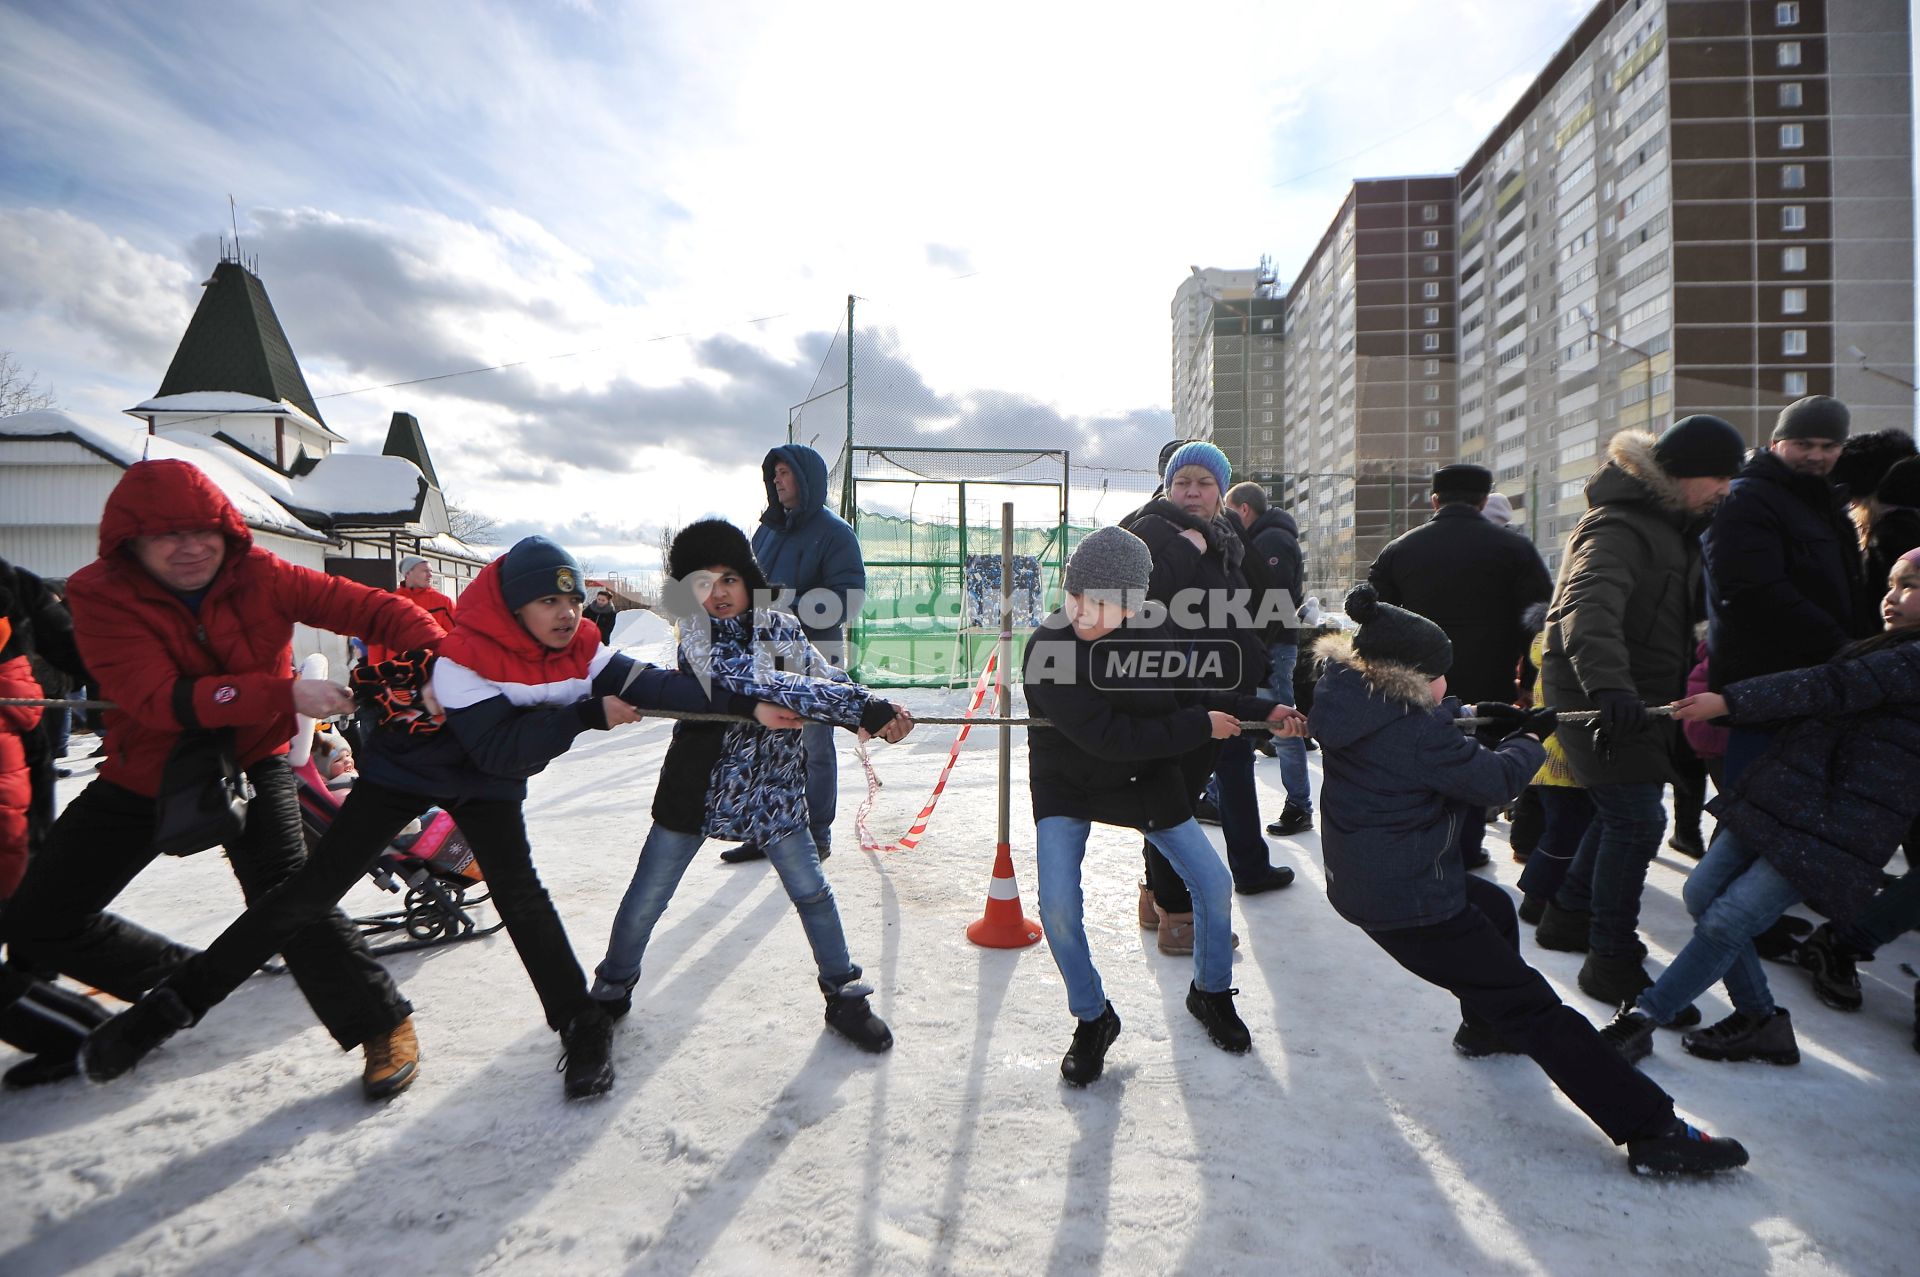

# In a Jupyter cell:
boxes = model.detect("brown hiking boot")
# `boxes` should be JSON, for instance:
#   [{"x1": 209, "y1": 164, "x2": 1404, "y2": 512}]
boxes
[
  {"x1": 362, "y1": 1016, "x2": 421, "y2": 1100},
  {"x1": 1138, "y1": 883, "x2": 1159, "y2": 930},
  {"x1": 1154, "y1": 907, "x2": 1239, "y2": 955}
]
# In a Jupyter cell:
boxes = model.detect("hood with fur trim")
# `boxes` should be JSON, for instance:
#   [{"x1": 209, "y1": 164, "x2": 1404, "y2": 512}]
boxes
[
  {"x1": 1310, "y1": 632, "x2": 1441, "y2": 749},
  {"x1": 1586, "y1": 430, "x2": 1690, "y2": 518}
]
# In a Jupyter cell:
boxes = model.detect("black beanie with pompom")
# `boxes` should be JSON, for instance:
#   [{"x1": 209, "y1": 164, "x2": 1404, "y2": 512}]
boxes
[{"x1": 1345, "y1": 582, "x2": 1454, "y2": 678}]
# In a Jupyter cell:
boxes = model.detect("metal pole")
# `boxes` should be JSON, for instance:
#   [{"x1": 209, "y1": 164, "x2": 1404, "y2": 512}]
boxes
[
  {"x1": 843, "y1": 293, "x2": 856, "y2": 522},
  {"x1": 996, "y1": 501, "x2": 1014, "y2": 854}
]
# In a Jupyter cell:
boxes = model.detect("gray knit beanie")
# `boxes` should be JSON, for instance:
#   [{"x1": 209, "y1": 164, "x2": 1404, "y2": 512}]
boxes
[
  {"x1": 1065, "y1": 526, "x2": 1153, "y2": 605},
  {"x1": 1773, "y1": 395, "x2": 1850, "y2": 443}
]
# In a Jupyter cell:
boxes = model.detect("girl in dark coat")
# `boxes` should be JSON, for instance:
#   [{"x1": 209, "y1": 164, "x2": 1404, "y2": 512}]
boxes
[
  {"x1": 1602, "y1": 547, "x2": 1920, "y2": 1068},
  {"x1": 1023, "y1": 527, "x2": 1301, "y2": 1085}
]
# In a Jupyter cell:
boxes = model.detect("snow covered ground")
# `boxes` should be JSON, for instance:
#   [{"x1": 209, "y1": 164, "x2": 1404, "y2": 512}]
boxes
[{"x1": 4, "y1": 683, "x2": 1918, "y2": 1276}]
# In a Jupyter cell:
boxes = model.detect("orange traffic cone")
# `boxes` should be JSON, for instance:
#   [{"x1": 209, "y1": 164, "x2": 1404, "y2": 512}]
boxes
[{"x1": 966, "y1": 841, "x2": 1043, "y2": 948}]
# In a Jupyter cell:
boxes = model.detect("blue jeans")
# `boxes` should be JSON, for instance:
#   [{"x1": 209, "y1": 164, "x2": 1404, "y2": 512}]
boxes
[
  {"x1": 1516, "y1": 787, "x2": 1595, "y2": 903},
  {"x1": 1258, "y1": 640, "x2": 1311, "y2": 810},
  {"x1": 804, "y1": 721, "x2": 836, "y2": 850},
  {"x1": 1552, "y1": 782, "x2": 1666, "y2": 956},
  {"x1": 1636, "y1": 826, "x2": 1800, "y2": 1025},
  {"x1": 592, "y1": 825, "x2": 853, "y2": 998},
  {"x1": 1036, "y1": 817, "x2": 1232, "y2": 1021}
]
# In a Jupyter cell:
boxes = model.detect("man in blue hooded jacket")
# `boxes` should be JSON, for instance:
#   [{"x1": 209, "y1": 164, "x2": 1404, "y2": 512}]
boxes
[{"x1": 722, "y1": 444, "x2": 865, "y2": 863}]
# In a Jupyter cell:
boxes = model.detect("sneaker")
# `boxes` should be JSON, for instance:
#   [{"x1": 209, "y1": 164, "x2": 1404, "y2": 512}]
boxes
[
  {"x1": 719, "y1": 843, "x2": 766, "y2": 864},
  {"x1": 361, "y1": 1016, "x2": 421, "y2": 1100},
  {"x1": 1626, "y1": 1118, "x2": 1750, "y2": 1176},
  {"x1": 1185, "y1": 983, "x2": 1252, "y2": 1053},
  {"x1": 1234, "y1": 864, "x2": 1296, "y2": 896},
  {"x1": 1452, "y1": 1021, "x2": 1523, "y2": 1058},
  {"x1": 558, "y1": 1007, "x2": 616, "y2": 1098},
  {"x1": 1461, "y1": 845, "x2": 1491, "y2": 871},
  {"x1": 1137, "y1": 882, "x2": 1159, "y2": 930},
  {"x1": 1753, "y1": 913, "x2": 1813, "y2": 962},
  {"x1": 1667, "y1": 830, "x2": 1706, "y2": 860},
  {"x1": 3, "y1": 1048, "x2": 81, "y2": 1090},
  {"x1": 1682, "y1": 1007, "x2": 1800, "y2": 1065},
  {"x1": 1193, "y1": 797, "x2": 1222, "y2": 826},
  {"x1": 815, "y1": 842, "x2": 831, "y2": 862},
  {"x1": 823, "y1": 984, "x2": 894, "y2": 1054},
  {"x1": 1577, "y1": 950, "x2": 1652, "y2": 1006},
  {"x1": 1060, "y1": 1002, "x2": 1122, "y2": 1087},
  {"x1": 81, "y1": 986, "x2": 195, "y2": 1083},
  {"x1": 1265, "y1": 804, "x2": 1313, "y2": 837},
  {"x1": 1517, "y1": 894, "x2": 1548, "y2": 926},
  {"x1": 1794, "y1": 923, "x2": 1863, "y2": 1011},
  {"x1": 1533, "y1": 902, "x2": 1592, "y2": 953},
  {"x1": 1154, "y1": 909, "x2": 1239, "y2": 956},
  {"x1": 592, "y1": 983, "x2": 635, "y2": 1020},
  {"x1": 1599, "y1": 1006, "x2": 1656, "y2": 1064}
]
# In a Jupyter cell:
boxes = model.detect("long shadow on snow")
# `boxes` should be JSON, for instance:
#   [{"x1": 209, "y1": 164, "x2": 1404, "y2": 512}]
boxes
[
  {"x1": 921, "y1": 948, "x2": 1016, "y2": 1277},
  {"x1": 1041, "y1": 1074, "x2": 1123, "y2": 1276},
  {"x1": 847, "y1": 845, "x2": 902, "y2": 1277}
]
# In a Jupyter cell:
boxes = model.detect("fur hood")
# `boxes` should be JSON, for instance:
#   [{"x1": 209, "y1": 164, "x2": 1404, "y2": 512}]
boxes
[
  {"x1": 1312, "y1": 632, "x2": 1434, "y2": 711},
  {"x1": 1590, "y1": 430, "x2": 1689, "y2": 516}
]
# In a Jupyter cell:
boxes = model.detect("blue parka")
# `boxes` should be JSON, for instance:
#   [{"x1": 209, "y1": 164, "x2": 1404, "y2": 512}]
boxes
[{"x1": 751, "y1": 445, "x2": 865, "y2": 659}]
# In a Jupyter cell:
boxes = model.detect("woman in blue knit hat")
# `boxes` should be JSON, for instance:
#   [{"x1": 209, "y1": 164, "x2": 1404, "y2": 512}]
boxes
[{"x1": 1121, "y1": 441, "x2": 1295, "y2": 950}]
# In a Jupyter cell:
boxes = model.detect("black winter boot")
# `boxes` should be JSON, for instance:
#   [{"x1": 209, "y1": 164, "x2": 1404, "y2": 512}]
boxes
[
  {"x1": 1185, "y1": 983, "x2": 1251, "y2": 1053},
  {"x1": 1681, "y1": 1007, "x2": 1799, "y2": 1065},
  {"x1": 1517, "y1": 894, "x2": 1548, "y2": 926},
  {"x1": 1599, "y1": 1006, "x2": 1656, "y2": 1064},
  {"x1": 3, "y1": 1050, "x2": 81, "y2": 1089},
  {"x1": 1794, "y1": 923, "x2": 1863, "y2": 1011},
  {"x1": 82, "y1": 986, "x2": 196, "y2": 1083},
  {"x1": 1576, "y1": 950, "x2": 1651, "y2": 1005},
  {"x1": 1452, "y1": 1020, "x2": 1523, "y2": 1058},
  {"x1": 822, "y1": 975, "x2": 893, "y2": 1054},
  {"x1": 1265, "y1": 803, "x2": 1312, "y2": 836},
  {"x1": 1060, "y1": 1002, "x2": 1122, "y2": 1086},
  {"x1": 558, "y1": 1007, "x2": 616, "y2": 1099},
  {"x1": 1626, "y1": 1117, "x2": 1750, "y2": 1176},
  {"x1": 1533, "y1": 902, "x2": 1592, "y2": 952}
]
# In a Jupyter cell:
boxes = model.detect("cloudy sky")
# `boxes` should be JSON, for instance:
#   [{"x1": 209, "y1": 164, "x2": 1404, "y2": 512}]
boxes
[{"x1": 0, "y1": 0, "x2": 1603, "y2": 573}]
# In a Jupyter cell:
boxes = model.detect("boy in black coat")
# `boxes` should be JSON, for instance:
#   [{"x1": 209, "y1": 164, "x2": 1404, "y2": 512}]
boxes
[
  {"x1": 1023, "y1": 527, "x2": 1303, "y2": 1086},
  {"x1": 1312, "y1": 582, "x2": 1748, "y2": 1176}
]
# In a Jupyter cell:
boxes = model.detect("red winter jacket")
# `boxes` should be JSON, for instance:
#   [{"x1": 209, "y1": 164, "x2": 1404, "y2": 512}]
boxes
[
  {"x1": 68, "y1": 460, "x2": 447, "y2": 797},
  {"x1": 0, "y1": 622, "x2": 42, "y2": 897},
  {"x1": 367, "y1": 584, "x2": 456, "y2": 664}
]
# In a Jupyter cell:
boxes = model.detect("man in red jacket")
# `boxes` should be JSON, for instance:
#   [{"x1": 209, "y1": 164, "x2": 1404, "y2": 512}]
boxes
[{"x1": 0, "y1": 460, "x2": 445, "y2": 1095}]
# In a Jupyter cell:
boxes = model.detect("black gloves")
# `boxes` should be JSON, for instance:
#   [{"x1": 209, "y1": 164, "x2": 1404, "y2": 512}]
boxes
[
  {"x1": 1470, "y1": 702, "x2": 1528, "y2": 747},
  {"x1": 348, "y1": 649, "x2": 443, "y2": 735},
  {"x1": 1519, "y1": 707, "x2": 1558, "y2": 742},
  {"x1": 1594, "y1": 689, "x2": 1648, "y2": 737}
]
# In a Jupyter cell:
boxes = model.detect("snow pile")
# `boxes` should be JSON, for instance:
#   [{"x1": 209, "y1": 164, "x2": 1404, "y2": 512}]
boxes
[
  {"x1": 610, "y1": 607, "x2": 677, "y2": 664},
  {"x1": 2, "y1": 699, "x2": 1916, "y2": 1274}
]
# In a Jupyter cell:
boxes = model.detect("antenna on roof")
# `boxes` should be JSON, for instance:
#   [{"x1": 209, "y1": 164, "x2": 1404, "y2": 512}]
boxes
[{"x1": 229, "y1": 195, "x2": 242, "y2": 266}]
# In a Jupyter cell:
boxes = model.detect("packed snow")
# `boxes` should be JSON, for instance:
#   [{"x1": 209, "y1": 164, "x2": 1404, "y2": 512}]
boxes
[{"x1": 3, "y1": 687, "x2": 1917, "y2": 1275}]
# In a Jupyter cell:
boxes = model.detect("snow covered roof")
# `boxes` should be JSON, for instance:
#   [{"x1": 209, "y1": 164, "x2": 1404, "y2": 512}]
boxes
[
  {"x1": 416, "y1": 531, "x2": 495, "y2": 565},
  {"x1": 0, "y1": 409, "x2": 329, "y2": 542},
  {"x1": 129, "y1": 391, "x2": 336, "y2": 439},
  {"x1": 283, "y1": 452, "x2": 430, "y2": 524}
]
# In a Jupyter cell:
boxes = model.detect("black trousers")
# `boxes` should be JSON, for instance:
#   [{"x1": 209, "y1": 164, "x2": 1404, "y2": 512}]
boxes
[
  {"x1": 0, "y1": 759, "x2": 410, "y2": 1049},
  {"x1": 170, "y1": 779, "x2": 592, "y2": 1033},
  {"x1": 1367, "y1": 875, "x2": 1673, "y2": 1145}
]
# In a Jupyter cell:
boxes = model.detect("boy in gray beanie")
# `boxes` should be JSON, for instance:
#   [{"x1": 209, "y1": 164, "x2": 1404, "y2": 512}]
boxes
[{"x1": 1021, "y1": 527, "x2": 1303, "y2": 1085}]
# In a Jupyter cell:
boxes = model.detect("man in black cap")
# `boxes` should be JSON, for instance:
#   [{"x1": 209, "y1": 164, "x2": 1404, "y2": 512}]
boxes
[
  {"x1": 1701, "y1": 395, "x2": 1871, "y2": 788},
  {"x1": 1368, "y1": 462, "x2": 1553, "y2": 869},
  {"x1": 1536, "y1": 416, "x2": 1746, "y2": 1008}
]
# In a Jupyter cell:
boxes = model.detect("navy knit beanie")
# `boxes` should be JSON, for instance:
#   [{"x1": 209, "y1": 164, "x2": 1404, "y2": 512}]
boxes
[
  {"x1": 1345, "y1": 582, "x2": 1453, "y2": 678},
  {"x1": 499, "y1": 536, "x2": 585, "y2": 612}
]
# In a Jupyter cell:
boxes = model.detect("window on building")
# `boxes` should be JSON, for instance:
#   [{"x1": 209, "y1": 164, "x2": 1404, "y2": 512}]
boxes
[
  {"x1": 1423, "y1": 333, "x2": 1441, "y2": 351},
  {"x1": 1424, "y1": 359, "x2": 1440, "y2": 375},
  {"x1": 1783, "y1": 245, "x2": 1808, "y2": 271},
  {"x1": 1781, "y1": 163, "x2": 1806, "y2": 190},
  {"x1": 1423, "y1": 282, "x2": 1440, "y2": 299},
  {"x1": 1260, "y1": 317, "x2": 1274, "y2": 331},
  {"x1": 1782, "y1": 205, "x2": 1807, "y2": 231},
  {"x1": 1424, "y1": 385, "x2": 1441, "y2": 401},
  {"x1": 1783, "y1": 329, "x2": 1808, "y2": 356},
  {"x1": 1784, "y1": 371, "x2": 1808, "y2": 395},
  {"x1": 1261, "y1": 411, "x2": 1274, "y2": 424},
  {"x1": 1776, "y1": 1, "x2": 1799, "y2": 24},
  {"x1": 1424, "y1": 204, "x2": 1440, "y2": 222},
  {"x1": 1424, "y1": 436, "x2": 1441, "y2": 453},
  {"x1": 1424, "y1": 411, "x2": 1442, "y2": 427},
  {"x1": 1779, "y1": 81, "x2": 1803, "y2": 107},
  {"x1": 1782, "y1": 287, "x2": 1807, "y2": 314},
  {"x1": 1780, "y1": 123, "x2": 1804, "y2": 149},
  {"x1": 1423, "y1": 255, "x2": 1440, "y2": 272},
  {"x1": 1422, "y1": 230, "x2": 1440, "y2": 247},
  {"x1": 1778, "y1": 40, "x2": 1801, "y2": 67},
  {"x1": 1424, "y1": 307, "x2": 1440, "y2": 325}
]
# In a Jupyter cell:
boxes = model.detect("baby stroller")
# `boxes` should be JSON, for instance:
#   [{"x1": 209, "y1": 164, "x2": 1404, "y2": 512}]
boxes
[{"x1": 290, "y1": 655, "x2": 502, "y2": 956}]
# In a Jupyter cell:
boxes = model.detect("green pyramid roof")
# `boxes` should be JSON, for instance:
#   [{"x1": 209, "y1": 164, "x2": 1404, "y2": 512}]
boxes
[
  {"x1": 156, "y1": 259, "x2": 327, "y2": 429},
  {"x1": 381, "y1": 411, "x2": 441, "y2": 488}
]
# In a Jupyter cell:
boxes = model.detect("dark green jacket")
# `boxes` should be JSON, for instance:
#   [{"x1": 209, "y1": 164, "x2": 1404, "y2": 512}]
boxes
[{"x1": 1541, "y1": 431, "x2": 1704, "y2": 786}]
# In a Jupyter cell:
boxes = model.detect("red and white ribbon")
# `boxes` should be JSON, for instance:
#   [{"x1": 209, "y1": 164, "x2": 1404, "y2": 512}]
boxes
[{"x1": 853, "y1": 647, "x2": 1000, "y2": 853}]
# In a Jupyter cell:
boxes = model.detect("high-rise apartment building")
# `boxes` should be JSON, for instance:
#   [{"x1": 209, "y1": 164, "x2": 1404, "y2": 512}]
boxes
[
  {"x1": 1169, "y1": 263, "x2": 1285, "y2": 484},
  {"x1": 1253, "y1": 0, "x2": 1913, "y2": 583}
]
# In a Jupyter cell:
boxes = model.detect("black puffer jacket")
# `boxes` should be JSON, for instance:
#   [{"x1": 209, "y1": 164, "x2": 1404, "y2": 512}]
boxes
[
  {"x1": 1309, "y1": 634, "x2": 1543, "y2": 931},
  {"x1": 1023, "y1": 613, "x2": 1268, "y2": 831},
  {"x1": 1712, "y1": 627, "x2": 1920, "y2": 924},
  {"x1": 1123, "y1": 498, "x2": 1271, "y2": 694},
  {"x1": 1241, "y1": 506, "x2": 1305, "y2": 642},
  {"x1": 1703, "y1": 448, "x2": 1868, "y2": 690}
]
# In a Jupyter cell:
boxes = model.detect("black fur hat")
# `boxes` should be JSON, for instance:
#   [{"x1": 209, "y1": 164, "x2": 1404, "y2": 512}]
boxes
[
  {"x1": 663, "y1": 519, "x2": 771, "y2": 616},
  {"x1": 1832, "y1": 430, "x2": 1919, "y2": 499}
]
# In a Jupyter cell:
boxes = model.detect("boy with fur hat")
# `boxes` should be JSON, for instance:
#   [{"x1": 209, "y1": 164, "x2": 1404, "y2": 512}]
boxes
[
  {"x1": 588, "y1": 519, "x2": 912, "y2": 1054},
  {"x1": 82, "y1": 535, "x2": 776, "y2": 1100},
  {"x1": 1311, "y1": 582, "x2": 1748, "y2": 1176},
  {"x1": 1022, "y1": 526, "x2": 1305, "y2": 1086}
]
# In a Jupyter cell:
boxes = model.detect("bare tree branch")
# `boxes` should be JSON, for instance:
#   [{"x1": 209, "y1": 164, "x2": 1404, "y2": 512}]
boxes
[{"x1": 0, "y1": 351, "x2": 57, "y2": 415}]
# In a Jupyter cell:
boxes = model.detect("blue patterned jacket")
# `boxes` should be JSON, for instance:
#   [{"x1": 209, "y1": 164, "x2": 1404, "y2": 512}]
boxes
[{"x1": 650, "y1": 609, "x2": 894, "y2": 845}]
